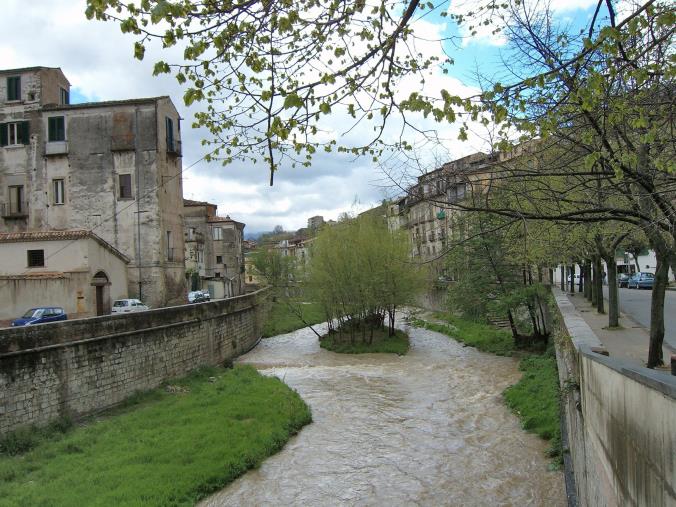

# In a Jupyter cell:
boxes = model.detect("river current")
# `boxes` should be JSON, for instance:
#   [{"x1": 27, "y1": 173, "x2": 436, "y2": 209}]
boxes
[{"x1": 200, "y1": 319, "x2": 565, "y2": 506}]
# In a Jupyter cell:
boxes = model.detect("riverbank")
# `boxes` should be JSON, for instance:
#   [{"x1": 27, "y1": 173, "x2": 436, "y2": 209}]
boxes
[
  {"x1": 411, "y1": 311, "x2": 562, "y2": 462},
  {"x1": 0, "y1": 366, "x2": 311, "y2": 506},
  {"x1": 262, "y1": 300, "x2": 325, "y2": 337}
]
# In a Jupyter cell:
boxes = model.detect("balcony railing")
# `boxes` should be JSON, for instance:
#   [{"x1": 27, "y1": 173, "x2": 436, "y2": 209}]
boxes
[
  {"x1": 1, "y1": 201, "x2": 29, "y2": 218},
  {"x1": 167, "y1": 139, "x2": 182, "y2": 156}
]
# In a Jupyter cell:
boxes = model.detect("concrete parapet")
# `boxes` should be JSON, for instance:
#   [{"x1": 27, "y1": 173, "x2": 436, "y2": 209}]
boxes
[{"x1": 552, "y1": 288, "x2": 676, "y2": 507}]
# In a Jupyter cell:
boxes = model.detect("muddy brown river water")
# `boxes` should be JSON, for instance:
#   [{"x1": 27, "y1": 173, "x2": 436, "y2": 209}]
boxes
[{"x1": 201, "y1": 319, "x2": 565, "y2": 506}]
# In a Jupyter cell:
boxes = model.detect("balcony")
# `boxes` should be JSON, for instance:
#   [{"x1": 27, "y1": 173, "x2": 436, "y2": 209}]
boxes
[
  {"x1": 1, "y1": 201, "x2": 28, "y2": 219},
  {"x1": 45, "y1": 141, "x2": 68, "y2": 156},
  {"x1": 167, "y1": 139, "x2": 182, "y2": 157}
]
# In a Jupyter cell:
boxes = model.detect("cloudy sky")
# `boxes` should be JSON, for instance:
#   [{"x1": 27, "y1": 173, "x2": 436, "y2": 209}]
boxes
[{"x1": 1, "y1": 0, "x2": 600, "y2": 234}]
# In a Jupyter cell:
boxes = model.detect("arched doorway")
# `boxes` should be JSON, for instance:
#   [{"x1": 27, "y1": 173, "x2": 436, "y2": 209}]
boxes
[{"x1": 91, "y1": 271, "x2": 111, "y2": 316}]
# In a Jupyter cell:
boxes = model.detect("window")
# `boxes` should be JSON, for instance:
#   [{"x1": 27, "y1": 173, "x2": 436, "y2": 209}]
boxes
[
  {"x1": 166, "y1": 117, "x2": 174, "y2": 151},
  {"x1": 214, "y1": 272, "x2": 221, "y2": 278},
  {"x1": 118, "y1": 174, "x2": 133, "y2": 199},
  {"x1": 48, "y1": 116, "x2": 65, "y2": 142},
  {"x1": 166, "y1": 231, "x2": 173, "y2": 261},
  {"x1": 216, "y1": 255, "x2": 223, "y2": 264},
  {"x1": 60, "y1": 88, "x2": 69, "y2": 105},
  {"x1": 212, "y1": 227, "x2": 222, "y2": 240},
  {"x1": 7, "y1": 76, "x2": 20, "y2": 101},
  {"x1": 53, "y1": 179, "x2": 65, "y2": 204},
  {"x1": 27, "y1": 249, "x2": 44, "y2": 267},
  {"x1": 187, "y1": 227, "x2": 196, "y2": 240},
  {"x1": 0, "y1": 121, "x2": 29, "y2": 146},
  {"x1": 8, "y1": 185, "x2": 24, "y2": 214}
]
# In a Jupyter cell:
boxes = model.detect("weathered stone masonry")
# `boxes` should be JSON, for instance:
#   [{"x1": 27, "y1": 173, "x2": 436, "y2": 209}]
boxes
[{"x1": 0, "y1": 288, "x2": 269, "y2": 435}]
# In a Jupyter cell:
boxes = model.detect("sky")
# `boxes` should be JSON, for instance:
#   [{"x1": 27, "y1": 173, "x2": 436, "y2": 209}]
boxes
[{"x1": 0, "y1": 0, "x2": 602, "y2": 234}]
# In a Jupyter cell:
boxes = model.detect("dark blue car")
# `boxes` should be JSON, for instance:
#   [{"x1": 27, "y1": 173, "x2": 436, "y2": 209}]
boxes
[{"x1": 11, "y1": 307, "x2": 68, "y2": 326}]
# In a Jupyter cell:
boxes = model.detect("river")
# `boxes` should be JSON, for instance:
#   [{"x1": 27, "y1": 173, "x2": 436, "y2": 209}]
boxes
[{"x1": 200, "y1": 319, "x2": 565, "y2": 506}]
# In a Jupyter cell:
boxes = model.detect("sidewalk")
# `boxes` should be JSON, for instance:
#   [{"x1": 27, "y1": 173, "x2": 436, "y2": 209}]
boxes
[{"x1": 561, "y1": 290, "x2": 672, "y2": 368}]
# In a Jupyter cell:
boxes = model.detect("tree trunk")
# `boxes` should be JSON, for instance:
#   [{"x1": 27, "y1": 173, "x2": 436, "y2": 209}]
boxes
[
  {"x1": 507, "y1": 309, "x2": 519, "y2": 343},
  {"x1": 584, "y1": 260, "x2": 592, "y2": 301},
  {"x1": 569, "y1": 264, "x2": 575, "y2": 293},
  {"x1": 591, "y1": 260, "x2": 598, "y2": 306},
  {"x1": 647, "y1": 248, "x2": 669, "y2": 368},
  {"x1": 606, "y1": 256, "x2": 619, "y2": 327},
  {"x1": 632, "y1": 253, "x2": 640, "y2": 272},
  {"x1": 595, "y1": 256, "x2": 605, "y2": 314},
  {"x1": 560, "y1": 265, "x2": 565, "y2": 291},
  {"x1": 578, "y1": 264, "x2": 583, "y2": 292}
]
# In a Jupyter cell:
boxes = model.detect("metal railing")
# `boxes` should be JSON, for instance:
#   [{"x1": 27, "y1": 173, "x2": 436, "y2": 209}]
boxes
[{"x1": 1, "y1": 201, "x2": 29, "y2": 218}]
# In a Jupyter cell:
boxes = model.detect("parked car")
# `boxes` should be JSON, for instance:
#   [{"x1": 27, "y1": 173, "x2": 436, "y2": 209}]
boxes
[
  {"x1": 11, "y1": 307, "x2": 67, "y2": 326},
  {"x1": 567, "y1": 274, "x2": 581, "y2": 284},
  {"x1": 111, "y1": 299, "x2": 150, "y2": 313},
  {"x1": 200, "y1": 290, "x2": 211, "y2": 301},
  {"x1": 188, "y1": 291, "x2": 209, "y2": 303},
  {"x1": 617, "y1": 273, "x2": 631, "y2": 288},
  {"x1": 627, "y1": 272, "x2": 654, "y2": 290}
]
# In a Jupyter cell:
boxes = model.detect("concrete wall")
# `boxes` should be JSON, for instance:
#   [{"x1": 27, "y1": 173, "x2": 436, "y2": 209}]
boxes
[
  {"x1": 0, "y1": 288, "x2": 269, "y2": 435},
  {"x1": 552, "y1": 290, "x2": 676, "y2": 507}
]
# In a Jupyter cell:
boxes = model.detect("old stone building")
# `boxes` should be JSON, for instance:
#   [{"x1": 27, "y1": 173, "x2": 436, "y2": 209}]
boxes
[
  {"x1": 0, "y1": 66, "x2": 186, "y2": 308},
  {"x1": 183, "y1": 199, "x2": 245, "y2": 299}
]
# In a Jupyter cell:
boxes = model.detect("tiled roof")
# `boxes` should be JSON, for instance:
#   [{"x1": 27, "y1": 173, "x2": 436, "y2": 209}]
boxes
[
  {"x1": 0, "y1": 230, "x2": 130, "y2": 263},
  {"x1": 207, "y1": 216, "x2": 245, "y2": 228},
  {"x1": 184, "y1": 199, "x2": 217, "y2": 207}
]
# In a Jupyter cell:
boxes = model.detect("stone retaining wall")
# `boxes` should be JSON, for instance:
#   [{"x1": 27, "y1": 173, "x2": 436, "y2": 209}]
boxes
[
  {"x1": 0, "y1": 289, "x2": 269, "y2": 435},
  {"x1": 552, "y1": 289, "x2": 676, "y2": 506}
]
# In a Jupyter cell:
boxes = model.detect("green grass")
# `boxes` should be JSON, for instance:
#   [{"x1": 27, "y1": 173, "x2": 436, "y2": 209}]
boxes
[
  {"x1": 503, "y1": 350, "x2": 562, "y2": 462},
  {"x1": 0, "y1": 365, "x2": 312, "y2": 507},
  {"x1": 320, "y1": 328, "x2": 410, "y2": 355},
  {"x1": 412, "y1": 311, "x2": 561, "y2": 462},
  {"x1": 262, "y1": 300, "x2": 325, "y2": 337},
  {"x1": 410, "y1": 312, "x2": 515, "y2": 356}
]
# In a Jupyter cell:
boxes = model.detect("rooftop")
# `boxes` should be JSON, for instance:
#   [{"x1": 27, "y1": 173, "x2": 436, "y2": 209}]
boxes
[{"x1": 0, "y1": 229, "x2": 130, "y2": 263}]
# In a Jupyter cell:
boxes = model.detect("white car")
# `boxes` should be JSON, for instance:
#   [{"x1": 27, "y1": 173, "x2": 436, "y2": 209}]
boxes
[{"x1": 111, "y1": 299, "x2": 150, "y2": 313}]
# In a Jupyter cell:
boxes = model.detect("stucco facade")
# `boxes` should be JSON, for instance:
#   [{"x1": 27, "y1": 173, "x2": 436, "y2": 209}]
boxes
[
  {"x1": 0, "y1": 230, "x2": 128, "y2": 320},
  {"x1": 0, "y1": 67, "x2": 186, "y2": 308}
]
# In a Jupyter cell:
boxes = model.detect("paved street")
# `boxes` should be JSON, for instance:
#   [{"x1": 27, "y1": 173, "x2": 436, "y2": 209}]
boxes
[{"x1": 603, "y1": 287, "x2": 676, "y2": 351}]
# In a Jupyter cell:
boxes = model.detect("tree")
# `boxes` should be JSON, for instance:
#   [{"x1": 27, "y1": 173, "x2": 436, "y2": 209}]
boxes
[
  {"x1": 307, "y1": 213, "x2": 421, "y2": 342},
  {"x1": 622, "y1": 232, "x2": 649, "y2": 272},
  {"x1": 85, "y1": 0, "x2": 471, "y2": 184}
]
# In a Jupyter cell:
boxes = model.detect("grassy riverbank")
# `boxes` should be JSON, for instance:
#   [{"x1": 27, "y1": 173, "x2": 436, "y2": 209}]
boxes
[
  {"x1": 262, "y1": 300, "x2": 325, "y2": 337},
  {"x1": 320, "y1": 328, "x2": 410, "y2": 355},
  {"x1": 411, "y1": 311, "x2": 561, "y2": 462},
  {"x1": 0, "y1": 366, "x2": 311, "y2": 506}
]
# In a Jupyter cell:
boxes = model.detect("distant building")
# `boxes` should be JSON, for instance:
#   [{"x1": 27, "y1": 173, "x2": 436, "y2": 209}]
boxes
[
  {"x1": 0, "y1": 66, "x2": 186, "y2": 308},
  {"x1": 183, "y1": 199, "x2": 245, "y2": 299},
  {"x1": 0, "y1": 230, "x2": 129, "y2": 320},
  {"x1": 307, "y1": 215, "x2": 324, "y2": 230}
]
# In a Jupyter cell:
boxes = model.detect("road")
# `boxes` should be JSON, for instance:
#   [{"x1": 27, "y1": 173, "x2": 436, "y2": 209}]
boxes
[{"x1": 604, "y1": 287, "x2": 676, "y2": 351}]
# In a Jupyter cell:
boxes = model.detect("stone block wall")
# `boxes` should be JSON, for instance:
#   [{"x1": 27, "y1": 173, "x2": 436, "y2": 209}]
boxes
[
  {"x1": 552, "y1": 289, "x2": 676, "y2": 507},
  {"x1": 0, "y1": 289, "x2": 269, "y2": 435}
]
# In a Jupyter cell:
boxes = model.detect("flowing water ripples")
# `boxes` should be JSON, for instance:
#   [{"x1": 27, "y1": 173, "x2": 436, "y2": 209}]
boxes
[{"x1": 200, "y1": 320, "x2": 565, "y2": 506}]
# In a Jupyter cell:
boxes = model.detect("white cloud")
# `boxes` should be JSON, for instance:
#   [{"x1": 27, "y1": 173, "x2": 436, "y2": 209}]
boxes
[{"x1": 2, "y1": 0, "x2": 493, "y2": 233}]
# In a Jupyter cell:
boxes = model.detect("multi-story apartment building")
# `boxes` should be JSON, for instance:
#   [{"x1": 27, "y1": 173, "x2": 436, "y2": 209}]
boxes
[
  {"x1": 0, "y1": 66, "x2": 186, "y2": 308},
  {"x1": 388, "y1": 152, "x2": 495, "y2": 276},
  {"x1": 183, "y1": 199, "x2": 245, "y2": 299}
]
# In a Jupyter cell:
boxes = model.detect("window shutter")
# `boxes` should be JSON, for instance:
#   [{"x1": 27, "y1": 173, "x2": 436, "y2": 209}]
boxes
[
  {"x1": 20, "y1": 121, "x2": 30, "y2": 145},
  {"x1": 0, "y1": 124, "x2": 7, "y2": 147}
]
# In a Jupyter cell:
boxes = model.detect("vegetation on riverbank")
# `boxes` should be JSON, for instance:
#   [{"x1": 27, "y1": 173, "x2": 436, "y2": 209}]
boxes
[
  {"x1": 0, "y1": 365, "x2": 311, "y2": 506},
  {"x1": 320, "y1": 328, "x2": 410, "y2": 355},
  {"x1": 411, "y1": 311, "x2": 561, "y2": 462},
  {"x1": 504, "y1": 349, "x2": 562, "y2": 461},
  {"x1": 410, "y1": 312, "x2": 515, "y2": 356},
  {"x1": 262, "y1": 299, "x2": 325, "y2": 337}
]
